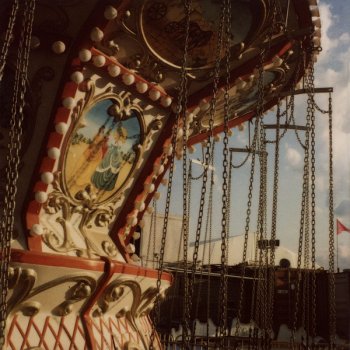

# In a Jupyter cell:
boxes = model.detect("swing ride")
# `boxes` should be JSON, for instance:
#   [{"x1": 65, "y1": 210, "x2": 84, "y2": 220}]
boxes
[{"x1": 0, "y1": 0, "x2": 349, "y2": 349}]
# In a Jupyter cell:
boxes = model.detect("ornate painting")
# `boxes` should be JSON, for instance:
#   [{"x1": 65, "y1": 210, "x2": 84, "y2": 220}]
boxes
[
  {"x1": 140, "y1": 0, "x2": 262, "y2": 69},
  {"x1": 65, "y1": 96, "x2": 143, "y2": 204}
]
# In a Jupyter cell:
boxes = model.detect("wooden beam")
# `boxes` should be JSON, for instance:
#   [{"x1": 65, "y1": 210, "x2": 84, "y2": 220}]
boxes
[
  {"x1": 229, "y1": 147, "x2": 265, "y2": 155},
  {"x1": 279, "y1": 87, "x2": 333, "y2": 97},
  {"x1": 263, "y1": 124, "x2": 308, "y2": 131}
]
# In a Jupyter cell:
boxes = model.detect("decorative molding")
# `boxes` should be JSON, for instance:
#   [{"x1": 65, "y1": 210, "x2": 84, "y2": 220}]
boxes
[
  {"x1": 7, "y1": 266, "x2": 97, "y2": 317},
  {"x1": 5, "y1": 256, "x2": 171, "y2": 350},
  {"x1": 98, "y1": 279, "x2": 164, "y2": 349},
  {"x1": 42, "y1": 171, "x2": 116, "y2": 257}
]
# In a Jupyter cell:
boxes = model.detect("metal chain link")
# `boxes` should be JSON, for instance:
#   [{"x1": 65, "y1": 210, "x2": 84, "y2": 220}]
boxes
[
  {"x1": 255, "y1": 46, "x2": 269, "y2": 347},
  {"x1": 255, "y1": 5, "x2": 279, "y2": 346},
  {"x1": 193, "y1": 163, "x2": 214, "y2": 339},
  {"x1": 234, "y1": 48, "x2": 265, "y2": 339},
  {"x1": 218, "y1": 0, "x2": 231, "y2": 342},
  {"x1": 149, "y1": 0, "x2": 192, "y2": 347},
  {"x1": 291, "y1": 51, "x2": 311, "y2": 348},
  {"x1": 206, "y1": 153, "x2": 215, "y2": 347},
  {"x1": 153, "y1": 200, "x2": 157, "y2": 268},
  {"x1": 226, "y1": 152, "x2": 232, "y2": 269},
  {"x1": 169, "y1": 162, "x2": 193, "y2": 335},
  {"x1": 179, "y1": 0, "x2": 192, "y2": 345},
  {"x1": 0, "y1": 0, "x2": 19, "y2": 83},
  {"x1": 235, "y1": 130, "x2": 259, "y2": 332},
  {"x1": 231, "y1": 150, "x2": 251, "y2": 169},
  {"x1": 308, "y1": 52, "x2": 317, "y2": 347},
  {"x1": 146, "y1": 199, "x2": 155, "y2": 267},
  {"x1": 267, "y1": 98, "x2": 281, "y2": 340},
  {"x1": 187, "y1": 2, "x2": 227, "y2": 346},
  {"x1": 302, "y1": 164, "x2": 311, "y2": 345},
  {"x1": 327, "y1": 91, "x2": 336, "y2": 349},
  {"x1": 255, "y1": 137, "x2": 268, "y2": 346},
  {"x1": 0, "y1": 1, "x2": 36, "y2": 348},
  {"x1": 313, "y1": 97, "x2": 330, "y2": 114}
]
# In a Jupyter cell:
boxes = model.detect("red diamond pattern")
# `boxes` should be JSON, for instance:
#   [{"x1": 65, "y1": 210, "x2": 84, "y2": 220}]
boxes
[{"x1": 6, "y1": 314, "x2": 157, "y2": 349}]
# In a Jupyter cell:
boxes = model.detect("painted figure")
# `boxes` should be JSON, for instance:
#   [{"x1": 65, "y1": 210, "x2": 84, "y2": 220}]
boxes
[
  {"x1": 68, "y1": 125, "x2": 108, "y2": 191},
  {"x1": 91, "y1": 125, "x2": 128, "y2": 191}
]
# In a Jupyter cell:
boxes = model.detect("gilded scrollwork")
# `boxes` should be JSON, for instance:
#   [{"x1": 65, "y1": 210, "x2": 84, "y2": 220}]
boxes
[
  {"x1": 52, "y1": 279, "x2": 93, "y2": 316},
  {"x1": 7, "y1": 267, "x2": 37, "y2": 315},
  {"x1": 124, "y1": 342, "x2": 142, "y2": 350},
  {"x1": 135, "y1": 287, "x2": 159, "y2": 317},
  {"x1": 43, "y1": 176, "x2": 116, "y2": 257},
  {"x1": 96, "y1": 279, "x2": 166, "y2": 349},
  {"x1": 99, "y1": 280, "x2": 141, "y2": 315},
  {"x1": 7, "y1": 267, "x2": 96, "y2": 317},
  {"x1": 98, "y1": 279, "x2": 146, "y2": 347}
]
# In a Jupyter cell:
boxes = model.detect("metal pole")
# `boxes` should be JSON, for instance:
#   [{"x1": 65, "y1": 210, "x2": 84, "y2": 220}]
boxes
[{"x1": 336, "y1": 231, "x2": 339, "y2": 272}]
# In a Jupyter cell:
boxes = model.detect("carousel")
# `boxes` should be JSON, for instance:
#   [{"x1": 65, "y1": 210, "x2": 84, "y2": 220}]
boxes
[{"x1": 0, "y1": 0, "x2": 344, "y2": 349}]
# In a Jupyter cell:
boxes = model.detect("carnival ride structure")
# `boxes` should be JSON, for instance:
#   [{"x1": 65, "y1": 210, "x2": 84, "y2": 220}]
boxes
[{"x1": 0, "y1": 0, "x2": 344, "y2": 349}]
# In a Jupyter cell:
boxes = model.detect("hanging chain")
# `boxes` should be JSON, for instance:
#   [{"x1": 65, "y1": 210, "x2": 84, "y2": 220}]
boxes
[
  {"x1": 327, "y1": 91, "x2": 336, "y2": 349},
  {"x1": 146, "y1": 199, "x2": 155, "y2": 267},
  {"x1": 303, "y1": 161, "x2": 310, "y2": 269},
  {"x1": 179, "y1": 0, "x2": 192, "y2": 345},
  {"x1": 218, "y1": 0, "x2": 231, "y2": 342},
  {"x1": 313, "y1": 97, "x2": 330, "y2": 114},
  {"x1": 235, "y1": 124, "x2": 259, "y2": 335},
  {"x1": 289, "y1": 60, "x2": 307, "y2": 150},
  {"x1": 193, "y1": 163, "x2": 214, "y2": 339},
  {"x1": 0, "y1": 0, "x2": 19, "y2": 83},
  {"x1": 226, "y1": 153, "x2": 232, "y2": 268},
  {"x1": 169, "y1": 163, "x2": 193, "y2": 335},
  {"x1": 149, "y1": 1, "x2": 192, "y2": 347},
  {"x1": 186, "y1": 2, "x2": 227, "y2": 346},
  {"x1": 153, "y1": 200, "x2": 157, "y2": 268},
  {"x1": 267, "y1": 98, "x2": 281, "y2": 339},
  {"x1": 255, "y1": 45, "x2": 269, "y2": 341},
  {"x1": 291, "y1": 53, "x2": 311, "y2": 348},
  {"x1": 255, "y1": 136, "x2": 268, "y2": 345},
  {"x1": 254, "y1": 4, "x2": 280, "y2": 344},
  {"x1": 231, "y1": 150, "x2": 251, "y2": 169},
  {"x1": 206, "y1": 157, "x2": 215, "y2": 346},
  {"x1": 234, "y1": 48, "x2": 265, "y2": 338},
  {"x1": 308, "y1": 52, "x2": 317, "y2": 347},
  {"x1": 302, "y1": 163, "x2": 311, "y2": 344},
  {"x1": 0, "y1": 1, "x2": 36, "y2": 348}
]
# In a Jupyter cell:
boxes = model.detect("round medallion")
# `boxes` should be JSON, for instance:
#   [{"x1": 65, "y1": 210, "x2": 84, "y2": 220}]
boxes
[{"x1": 64, "y1": 99, "x2": 142, "y2": 204}]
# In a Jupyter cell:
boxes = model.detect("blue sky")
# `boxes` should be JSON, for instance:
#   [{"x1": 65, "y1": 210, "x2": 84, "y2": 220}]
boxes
[
  {"x1": 156, "y1": 1, "x2": 350, "y2": 271},
  {"x1": 314, "y1": 0, "x2": 350, "y2": 269}
]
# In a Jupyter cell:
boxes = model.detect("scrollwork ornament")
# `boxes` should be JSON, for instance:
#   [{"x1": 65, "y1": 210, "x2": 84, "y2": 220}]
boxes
[
  {"x1": 42, "y1": 171, "x2": 117, "y2": 257},
  {"x1": 98, "y1": 279, "x2": 160, "y2": 349},
  {"x1": 135, "y1": 287, "x2": 159, "y2": 317},
  {"x1": 8, "y1": 271, "x2": 96, "y2": 317},
  {"x1": 124, "y1": 342, "x2": 142, "y2": 350},
  {"x1": 53, "y1": 280, "x2": 92, "y2": 316},
  {"x1": 7, "y1": 267, "x2": 37, "y2": 315},
  {"x1": 102, "y1": 240, "x2": 118, "y2": 257}
]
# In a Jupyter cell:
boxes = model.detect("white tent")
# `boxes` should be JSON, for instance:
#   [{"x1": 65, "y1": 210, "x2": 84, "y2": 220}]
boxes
[{"x1": 140, "y1": 213, "x2": 309, "y2": 269}]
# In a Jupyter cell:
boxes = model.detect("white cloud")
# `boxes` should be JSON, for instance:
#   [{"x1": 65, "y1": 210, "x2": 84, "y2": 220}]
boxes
[
  {"x1": 285, "y1": 144, "x2": 302, "y2": 169},
  {"x1": 316, "y1": 4, "x2": 338, "y2": 65},
  {"x1": 316, "y1": 174, "x2": 327, "y2": 193},
  {"x1": 338, "y1": 32, "x2": 350, "y2": 44},
  {"x1": 335, "y1": 199, "x2": 350, "y2": 218},
  {"x1": 313, "y1": 3, "x2": 350, "y2": 213}
]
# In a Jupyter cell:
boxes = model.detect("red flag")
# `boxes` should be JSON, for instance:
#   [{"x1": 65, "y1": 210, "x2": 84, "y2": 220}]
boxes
[{"x1": 336, "y1": 219, "x2": 350, "y2": 235}]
